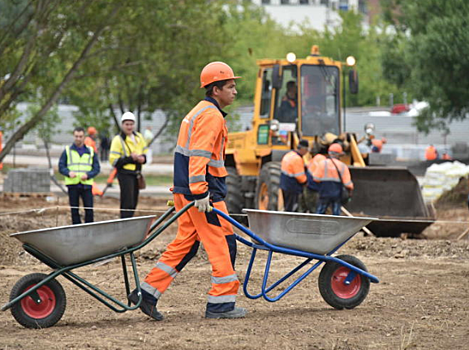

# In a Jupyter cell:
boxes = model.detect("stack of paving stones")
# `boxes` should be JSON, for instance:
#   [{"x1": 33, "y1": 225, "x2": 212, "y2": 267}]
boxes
[{"x1": 3, "y1": 168, "x2": 50, "y2": 193}]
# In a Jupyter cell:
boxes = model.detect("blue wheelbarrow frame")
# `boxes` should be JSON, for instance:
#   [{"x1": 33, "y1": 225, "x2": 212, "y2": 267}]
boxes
[{"x1": 212, "y1": 208, "x2": 379, "y2": 302}]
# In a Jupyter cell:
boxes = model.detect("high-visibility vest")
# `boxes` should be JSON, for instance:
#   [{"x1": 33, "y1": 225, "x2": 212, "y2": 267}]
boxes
[
  {"x1": 64, "y1": 146, "x2": 94, "y2": 186},
  {"x1": 306, "y1": 153, "x2": 326, "y2": 190},
  {"x1": 313, "y1": 157, "x2": 353, "y2": 200},
  {"x1": 313, "y1": 158, "x2": 353, "y2": 189},
  {"x1": 109, "y1": 132, "x2": 148, "y2": 172}
]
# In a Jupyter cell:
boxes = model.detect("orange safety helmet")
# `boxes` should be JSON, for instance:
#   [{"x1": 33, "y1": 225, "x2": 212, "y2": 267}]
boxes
[
  {"x1": 87, "y1": 126, "x2": 97, "y2": 136},
  {"x1": 328, "y1": 143, "x2": 344, "y2": 155},
  {"x1": 200, "y1": 61, "x2": 241, "y2": 88}
]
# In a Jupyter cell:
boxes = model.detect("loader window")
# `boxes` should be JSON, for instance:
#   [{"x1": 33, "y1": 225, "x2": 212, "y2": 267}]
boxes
[
  {"x1": 274, "y1": 66, "x2": 297, "y2": 123},
  {"x1": 300, "y1": 65, "x2": 340, "y2": 136},
  {"x1": 260, "y1": 68, "x2": 273, "y2": 119}
]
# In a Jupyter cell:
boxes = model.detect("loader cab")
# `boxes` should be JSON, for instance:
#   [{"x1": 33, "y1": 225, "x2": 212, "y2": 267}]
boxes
[
  {"x1": 300, "y1": 64, "x2": 340, "y2": 137},
  {"x1": 258, "y1": 62, "x2": 341, "y2": 147}
]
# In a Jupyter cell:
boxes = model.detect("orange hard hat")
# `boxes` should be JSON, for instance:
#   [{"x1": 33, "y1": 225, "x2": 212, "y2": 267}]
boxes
[
  {"x1": 200, "y1": 61, "x2": 240, "y2": 88},
  {"x1": 87, "y1": 126, "x2": 97, "y2": 135},
  {"x1": 328, "y1": 143, "x2": 343, "y2": 154}
]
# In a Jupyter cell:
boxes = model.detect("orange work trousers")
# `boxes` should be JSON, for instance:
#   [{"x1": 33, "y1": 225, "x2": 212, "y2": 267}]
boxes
[{"x1": 141, "y1": 193, "x2": 240, "y2": 312}]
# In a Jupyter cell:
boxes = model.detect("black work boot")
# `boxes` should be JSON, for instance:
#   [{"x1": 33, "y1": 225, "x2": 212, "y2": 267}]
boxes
[
  {"x1": 205, "y1": 307, "x2": 247, "y2": 319},
  {"x1": 128, "y1": 289, "x2": 163, "y2": 321}
]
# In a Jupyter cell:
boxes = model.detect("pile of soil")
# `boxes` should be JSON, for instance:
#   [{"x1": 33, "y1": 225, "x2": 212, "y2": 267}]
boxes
[{"x1": 434, "y1": 176, "x2": 469, "y2": 209}]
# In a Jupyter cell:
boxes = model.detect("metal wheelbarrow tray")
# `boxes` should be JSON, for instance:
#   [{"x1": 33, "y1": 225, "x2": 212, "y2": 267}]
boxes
[
  {"x1": 243, "y1": 209, "x2": 375, "y2": 255},
  {"x1": 10, "y1": 216, "x2": 156, "y2": 266}
]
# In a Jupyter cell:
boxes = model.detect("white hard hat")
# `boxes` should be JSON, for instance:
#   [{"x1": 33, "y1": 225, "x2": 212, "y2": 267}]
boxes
[{"x1": 121, "y1": 112, "x2": 136, "y2": 123}]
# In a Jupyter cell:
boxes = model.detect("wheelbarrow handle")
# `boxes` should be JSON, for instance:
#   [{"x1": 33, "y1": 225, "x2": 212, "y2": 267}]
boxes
[{"x1": 210, "y1": 207, "x2": 270, "y2": 247}]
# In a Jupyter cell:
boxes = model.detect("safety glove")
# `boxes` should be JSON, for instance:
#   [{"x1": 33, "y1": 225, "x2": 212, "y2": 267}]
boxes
[{"x1": 194, "y1": 193, "x2": 211, "y2": 212}]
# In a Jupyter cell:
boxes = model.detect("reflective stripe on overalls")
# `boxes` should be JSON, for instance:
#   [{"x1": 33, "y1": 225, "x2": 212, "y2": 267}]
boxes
[{"x1": 64, "y1": 146, "x2": 94, "y2": 186}]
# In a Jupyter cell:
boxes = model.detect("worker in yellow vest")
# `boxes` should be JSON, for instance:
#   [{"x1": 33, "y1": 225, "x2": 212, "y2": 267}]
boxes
[
  {"x1": 59, "y1": 127, "x2": 101, "y2": 224},
  {"x1": 109, "y1": 112, "x2": 148, "y2": 218}
]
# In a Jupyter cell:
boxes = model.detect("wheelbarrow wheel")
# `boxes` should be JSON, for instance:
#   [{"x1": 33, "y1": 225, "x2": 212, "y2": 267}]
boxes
[
  {"x1": 318, "y1": 255, "x2": 370, "y2": 310},
  {"x1": 10, "y1": 273, "x2": 66, "y2": 329}
]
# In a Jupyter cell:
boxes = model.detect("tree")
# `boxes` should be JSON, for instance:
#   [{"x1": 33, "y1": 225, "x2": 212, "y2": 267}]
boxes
[
  {"x1": 0, "y1": 0, "x2": 123, "y2": 162},
  {"x1": 0, "y1": 0, "x2": 232, "y2": 160},
  {"x1": 381, "y1": 0, "x2": 469, "y2": 132},
  {"x1": 64, "y1": 0, "x2": 230, "y2": 145}
]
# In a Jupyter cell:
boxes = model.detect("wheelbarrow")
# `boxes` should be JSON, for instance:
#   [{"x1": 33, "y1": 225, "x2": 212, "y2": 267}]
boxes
[
  {"x1": 2, "y1": 202, "x2": 379, "y2": 328},
  {"x1": 214, "y1": 208, "x2": 379, "y2": 309}
]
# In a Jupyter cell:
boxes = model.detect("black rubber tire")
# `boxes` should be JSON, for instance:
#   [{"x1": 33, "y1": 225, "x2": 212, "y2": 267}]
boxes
[
  {"x1": 10, "y1": 273, "x2": 66, "y2": 328},
  {"x1": 225, "y1": 166, "x2": 249, "y2": 226},
  {"x1": 318, "y1": 255, "x2": 370, "y2": 310},
  {"x1": 254, "y1": 162, "x2": 283, "y2": 211},
  {"x1": 225, "y1": 166, "x2": 245, "y2": 214}
]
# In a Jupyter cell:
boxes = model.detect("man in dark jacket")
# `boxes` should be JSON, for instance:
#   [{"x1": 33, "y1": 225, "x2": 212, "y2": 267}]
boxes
[{"x1": 59, "y1": 127, "x2": 100, "y2": 224}]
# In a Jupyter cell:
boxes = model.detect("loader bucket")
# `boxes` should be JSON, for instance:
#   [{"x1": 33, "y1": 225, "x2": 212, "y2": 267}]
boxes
[{"x1": 346, "y1": 167, "x2": 434, "y2": 237}]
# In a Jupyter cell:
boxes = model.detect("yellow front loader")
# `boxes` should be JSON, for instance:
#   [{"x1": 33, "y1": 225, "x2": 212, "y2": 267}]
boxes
[{"x1": 225, "y1": 46, "x2": 434, "y2": 237}]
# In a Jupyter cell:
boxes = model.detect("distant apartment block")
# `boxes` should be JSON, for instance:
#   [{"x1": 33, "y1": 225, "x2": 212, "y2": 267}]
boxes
[{"x1": 250, "y1": 0, "x2": 371, "y2": 31}]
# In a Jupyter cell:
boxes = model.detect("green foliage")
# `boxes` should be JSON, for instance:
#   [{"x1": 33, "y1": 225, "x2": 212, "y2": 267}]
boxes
[
  {"x1": 0, "y1": 0, "x2": 431, "y2": 157},
  {"x1": 381, "y1": 0, "x2": 469, "y2": 132}
]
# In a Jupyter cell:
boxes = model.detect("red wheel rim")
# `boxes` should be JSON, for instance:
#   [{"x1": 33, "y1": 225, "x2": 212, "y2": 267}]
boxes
[
  {"x1": 21, "y1": 284, "x2": 56, "y2": 319},
  {"x1": 331, "y1": 267, "x2": 361, "y2": 299}
]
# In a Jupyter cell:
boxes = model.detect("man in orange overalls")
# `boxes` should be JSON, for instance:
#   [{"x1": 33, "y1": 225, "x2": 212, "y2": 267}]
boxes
[{"x1": 129, "y1": 62, "x2": 246, "y2": 320}]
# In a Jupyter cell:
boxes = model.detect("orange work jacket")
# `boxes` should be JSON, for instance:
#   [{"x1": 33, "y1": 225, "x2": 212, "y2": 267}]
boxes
[
  {"x1": 280, "y1": 150, "x2": 307, "y2": 194},
  {"x1": 425, "y1": 146, "x2": 438, "y2": 161},
  {"x1": 173, "y1": 98, "x2": 228, "y2": 201},
  {"x1": 84, "y1": 136, "x2": 98, "y2": 153}
]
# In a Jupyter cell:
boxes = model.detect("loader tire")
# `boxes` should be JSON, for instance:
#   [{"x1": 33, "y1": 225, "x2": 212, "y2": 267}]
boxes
[
  {"x1": 318, "y1": 255, "x2": 370, "y2": 310},
  {"x1": 225, "y1": 167, "x2": 248, "y2": 225},
  {"x1": 10, "y1": 273, "x2": 66, "y2": 328},
  {"x1": 255, "y1": 162, "x2": 283, "y2": 211}
]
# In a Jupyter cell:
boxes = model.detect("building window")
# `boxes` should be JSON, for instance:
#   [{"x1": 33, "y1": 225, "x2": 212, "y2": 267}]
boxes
[
  {"x1": 281, "y1": 0, "x2": 290, "y2": 4},
  {"x1": 262, "y1": 0, "x2": 271, "y2": 4},
  {"x1": 300, "y1": 0, "x2": 310, "y2": 4}
]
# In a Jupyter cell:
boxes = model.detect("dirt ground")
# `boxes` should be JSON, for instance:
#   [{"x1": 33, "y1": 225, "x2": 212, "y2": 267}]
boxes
[{"x1": 0, "y1": 195, "x2": 468, "y2": 350}]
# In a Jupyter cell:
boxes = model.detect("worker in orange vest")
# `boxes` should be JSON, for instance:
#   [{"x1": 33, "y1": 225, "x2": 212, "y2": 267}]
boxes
[
  {"x1": 313, "y1": 143, "x2": 353, "y2": 216},
  {"x1": 128, "y1": 61, "x2": 246, "y2": 320},
  {"x1": 425, "y1": 145, "x2": 438, "y2": 161},
  {"x1": 441, "y1": 152, "x2": 452, "y2": 160},
  {"x1": 280, "y1": 140, "x2": 309, "y2": 212},
  {"x1": 84, "y1": 126, "x2": 98, "y2": 153},
  {"x1": 371, "y1": 137, "x2": 386, "y2": 153}
]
